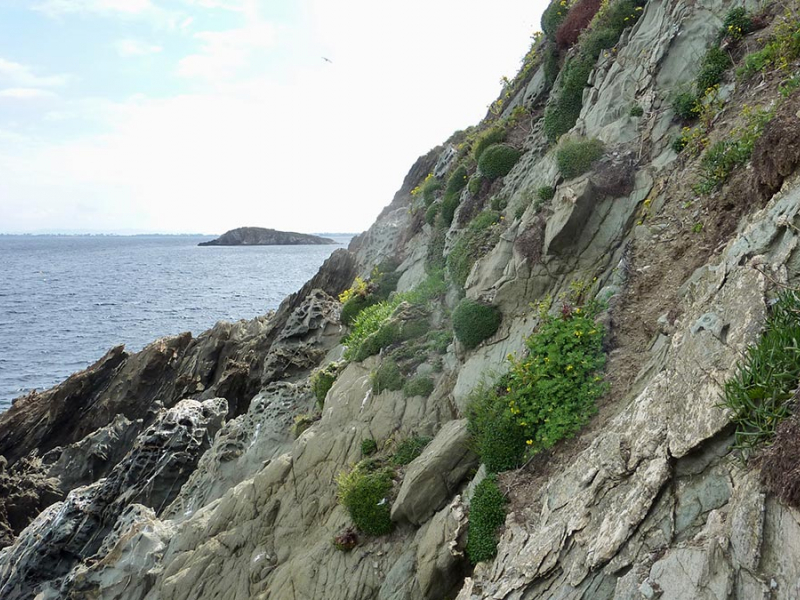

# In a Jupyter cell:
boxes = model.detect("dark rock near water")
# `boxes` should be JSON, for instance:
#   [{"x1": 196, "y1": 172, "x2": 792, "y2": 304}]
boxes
[{"x1": 199, "y1": 227, "x2": 336, "y2": 246}]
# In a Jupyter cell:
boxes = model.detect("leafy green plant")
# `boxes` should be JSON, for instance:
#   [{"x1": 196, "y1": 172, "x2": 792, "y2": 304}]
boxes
[
  {"x1": 447, "y1": 210, "x2": 502, "y2": 288},
  {"x1": 426, "y1": 227, "x2": 446, "y2": 271},
  {"x1": 695, "y1": 105, "x2": 774, "y2": 193},
  {"x1": 420, "y1": 175, "x2": 443, "y2": 206},
  {"x1": 720, "y1": 7, "x2": 753, "y2": 42},
  {"x1": 425, "y1": 202, "x2": 440, "y2": 226},
  {"x1": 629, "y1": 104, "x2": 644, "y2": 117},
  {"x1": 738, "y1": 11, "x2": 800, "y2": 78},
  {"x1": 373, "y1": 359, "x2": 404, "y2": 394},
  {"x1": 504, "y1": 304, "x2": 606, "y2": 452},
  {"x1": 336, "y1": 462, "x2": 395, "y2": 535},
  {"x1": 343, "y1": 299, "x2": 401, "y2": 361},
  {"x1": 392, "y1": 436, "x2": 432, "y2": 465},
  {"x1": 556, "y1": 137, "x2": 604, "y2": 179},
  {"x1": 466, "y1": 476, "x2": 507, "y2": 564},
  {"x1": 361, "y1": 438, "x2": 378, "y2": 456},
  {"x1": 467, "y1": 382, "x2": 528, "y2": 472},
  {"x1": 579, "y1": 0, "x2": 641, "y2": 59},
  {"x1": 537, "y1": 185, "x2": 556, "y2": 201},
  {"x1": 468, "y1": 174, "x2": 484, "y2": 196},
  {"x1": 672, "y1": 91, "x2": 700, "y2": 121},
  {"x1": 453, "y1": 299, "x2": 502, "y2": 350},
  {"x1": 542, "y1": 0, "x2": 572, "y2": 37},
  {"x1": 478, "y1": 144, "x2": 522, "y2": 180},
  {"x1": 311, "y1": 363, "x2": 340, "y2": 408},
  {"x1": 723, "y1": 291, "x2": 800, "y2": 450},
  {"x1": 403, "y1": 375, "x2": 435, "y2": 398},
  {"x1": 696, "y1": 47, "x2": 732, "y2": 92},
  {"x1": 544, "y1": 55, "x2": 593, "y2": 142},
  {"x1": 472, "y1": 127, "x2": 507, "y2": 161}
]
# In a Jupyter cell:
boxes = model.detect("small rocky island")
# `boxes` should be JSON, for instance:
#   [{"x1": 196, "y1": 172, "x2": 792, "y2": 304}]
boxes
[{"x1": 199, "y1": 226, "x2": 336, "y2": 246}]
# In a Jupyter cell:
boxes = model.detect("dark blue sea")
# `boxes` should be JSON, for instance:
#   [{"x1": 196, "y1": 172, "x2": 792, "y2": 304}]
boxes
[{"x1": 0, "y1": 234, "x2": 352, "y2": 411}]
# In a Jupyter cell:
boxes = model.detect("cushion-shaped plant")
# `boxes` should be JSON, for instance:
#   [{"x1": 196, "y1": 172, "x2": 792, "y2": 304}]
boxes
[
  {"x1": 453, "y1": 299, "x2": 502, "y2": 350},
  {"x1": 478, "y1": 144, "x2": 522, "y2": 180}
]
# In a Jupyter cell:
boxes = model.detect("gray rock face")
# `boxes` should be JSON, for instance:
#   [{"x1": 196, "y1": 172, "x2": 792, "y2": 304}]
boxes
[
  {"x1": 391, "y1": 420, "x2": 478, "y2": 526},
  {"x1": 198, "y1": 226, "x2": 336, "y2": 246},
  {"x1": 0, "y1": 398, "x2": 226, "y2": 599}
]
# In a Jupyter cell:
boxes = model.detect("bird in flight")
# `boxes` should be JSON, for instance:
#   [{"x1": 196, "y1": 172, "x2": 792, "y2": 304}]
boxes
[{"x1": 322, "y1": 57, "x2": 333, "y2": 63}]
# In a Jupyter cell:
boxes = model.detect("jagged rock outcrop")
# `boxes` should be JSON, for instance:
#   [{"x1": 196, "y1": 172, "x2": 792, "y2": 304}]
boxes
[{"x1": 198, "y1": 227, "x2": 336, "y2": 246}]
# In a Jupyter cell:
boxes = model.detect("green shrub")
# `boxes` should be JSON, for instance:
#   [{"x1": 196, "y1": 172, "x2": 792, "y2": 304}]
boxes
[
  {"x1": 556, "y1": 137, "x2": 604, "y2": 179},
  {"x1": 344, "y1": 299, "x2": 401, "y2": 361},
  {"x1": 336, "y1": 463, "x2": 394, "y2": 535},
  {"x1": 371, "y1": 260, "x2": 402, "y2": 300},
  {"x1": 505, "y1": 305, "x2": 606, "y2": 452},
  {"x1": 696, "y1": 47, "x2": 731, "y2": 93},
  {"x1": 543, "y1": 43, "x2": 560, "y2": 87},
  {"x1": 373, "y1": 359, "x2": 403, "y2": 394},
  {"x1": 361, "y1": 438, "x2": 378, "y2": 456},
  {"x1": 738, "y1": 12, "x2": 800, "y2": 78},
  {"x1": 472, "y1": 127, "x2": 507, "y2": 161},
  {"x1": 723, "y1": 291, "x2": 800, "y2": 451},
  {"x1": 580, "y1": 0, "x2": 639, "y2": 59},
  {"x1": 478, "y1": 144, "x2": 522, "y2": 180},
  {"x1": 537, "y1": 185, "x2": 556, "y2": 201},
  {"x1": 466, "y1": 476, "x2": 507, "y2": 564},
  {"x1": 447, "y1": 210, "x2": 502, "y2": 288},
  {"x1": 453, "y1": 299, "x2": 502, "y2": 350},
  {"x1": 468, "y1": 174, "x2": 484, "y2": 196},
  {"x1": 311, "y1": 363, "x2": 340, "y2": 407},
  {"x1": 672, "y1": 91, "x2": 700, "y2": 121},
  {"x1": 425, "y1": 202, "x2": 440, "y2": 226},
  {"x1": 467, "y1": 383, "x2": 528, "y2": 472},
  {"x1": 341, "y1": 294, "x2": 378, "y2": 326},
  {"x1": 425, "y1": 329, "x2": 452, "y2": 354},
  {"x1": 354, "y1": 322, "x2": 402, "y2": 361},
  {"x1": 421, "y1": 176, "x2": 443, "y2": 206},
  {"x1": 399, "y1": 269, "x2": 447, "y2": 306},
  {"x1": 403, "y1": 375, "x2": 435, "y2": 398},
  {"x1": 543, "y1": 55, "x2": 594, "y2": 142},
  {"x1": 720, "y1": 7, "x2": 753, "y2": 42},
  {"x1": 439, "y1": 192, "x2": 461, "y2": 227},
  {"x1": 392, "y1": 436, "x2": 432, "y2": 465},
  {"x1": 426, "y1": 227, "x2": 446, "y2": 271},
  {"x1": 629, "y1": 104, "x2": 644, "y2": 117},
  {"x1": 542, "y1": 0, "x2": 571, "y2": 36},
  {"x1": 695, "y1": 105, "x2": 773, "y2": 193}
]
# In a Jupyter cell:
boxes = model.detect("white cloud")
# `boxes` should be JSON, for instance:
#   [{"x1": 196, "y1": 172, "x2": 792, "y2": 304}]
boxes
[
  {"x1": 35, "y1": 0, "x2": 154, "y2": 16},
  {"x1": 176, "y1": 22, "x2": 277, "y2": 80},
  {"x1": 0, "y1": 57, "x2": 69, "y2": 88},
  {"x1": 0, "y1": 87, "x2": 58, "y2": 99},
  {"x1": 115, "y1": 38, "x2": 163, "y2": 57}
]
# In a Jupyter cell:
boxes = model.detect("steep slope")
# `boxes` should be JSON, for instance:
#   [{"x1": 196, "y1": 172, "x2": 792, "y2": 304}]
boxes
[{"x1": 3, "y1": 0, "x2": 800, "y2": 598}]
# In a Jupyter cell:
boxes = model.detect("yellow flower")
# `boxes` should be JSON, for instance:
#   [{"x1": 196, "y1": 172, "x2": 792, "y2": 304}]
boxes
[
  {"x1": 566, "y1": 365, "x2": 573, "y2": 371},
  {"x1": 526, "y1": 439, "x2": 533, "y2": 445}
]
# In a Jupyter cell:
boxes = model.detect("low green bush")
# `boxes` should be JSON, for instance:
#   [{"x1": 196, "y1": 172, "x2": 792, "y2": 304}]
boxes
[
  {"x1": 537, "y1": 185, "x2": 556, "y2": 201},
  {"x1": 556, "y1": 137, "x2": 604, "y2": 179},
  {"x1": 468, "y1": 174, "x2": 484, "y2": 196},
  {"x1": 478, "y1": 144, "x2": 522, "y2": 180},
  {"x1": 466, "y1": 476, "x2": 507, "y2": 564},
  {"x1": 453, "y1": 299, "x2": 502, "y2": 350},
  {"x1": 425, "y1": 227, "x2": 446, "y2": 271},
  {"x1": 425, "y1": 202, "x2": 439, "y2": 226},
  {"x1": 403, "y1": 375, "x2": 435, "y2": 398},
  {"x1": 467, "y1": 382, "x2": 528, "y2": 472},
  {"x1": 445, "y1": 164, "x2": 469, "y2": 197},
  {"x1": 310, "y1": 363, "x2": 340, "y2": 407},
  {"x1": 421, "y1": 176, "x2": 443, "y2": 206},
  {"x1": 341, "y1": 294, "x2": 378, "y2": 326},
  {"x1": 392, "y1": 436, "x2": 432, "y2": 465},
  {"x1": 439, "y1": 192, "x2": 461, "y2": 227},
  {"x1": 738, "y1": 12, "x2": 800, "y2": 78},
  {"x1": 373, "y1": 359, "x2": 403, "y2": 393},
  {"x1": 447, "y1": 210, "x2": 502, "y2": 288},
  {"x1": 720, "y1": 7, "x2": 753, "y2": 42},
  {"x1": 344, "y1": 299, "x2": 401, "y2": 361},
  {"x1": 543, "y1": 43, "x2": 560, "y2": 87},
  {"x1": 672, "y1": 91, "x2": 700, "y2": 121},
  {"x1": 723, "y1": 291, "x2": 800, "y2": 451},
  {"x1": 543, "y1": 55, "x2": 593, "y2": 142},
  {"x1": 473, "y1": 127, "x2": 506, "y2": 162},
  {"x1": 361, "y1": 438, "x2": 378, "y2": 456},
  {"x1": 629, "y1": 104, "x2": 644, "y2": 117},
  {"x1": 336, "y1": 463, "x2": 395, "y2": 535},
  {"x1": 696, "y1": 47, "x2": 732, "y2": 93}
]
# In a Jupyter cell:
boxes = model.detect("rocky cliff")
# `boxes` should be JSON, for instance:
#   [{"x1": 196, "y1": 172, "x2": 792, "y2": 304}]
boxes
[
  {"x1": 3, "y1": 0, "x2": 800, "y2": 598},
  {"x1": 198, "y1": 227, "x2": 336, "y2": 246}
]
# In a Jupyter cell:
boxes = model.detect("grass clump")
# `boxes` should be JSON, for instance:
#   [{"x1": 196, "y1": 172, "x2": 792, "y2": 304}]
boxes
[
  {"x1": 343, "y1": 299, "x2": 401, "y2": 361},
  {"x1": 629, "y1": 104, "x2": 644, "y2": 117},
  {"x1": 447, "y1": 210, "x2": 502, "y2": 288},
  {"x1": 453, "y1": 298, "x2": 502, "y2": 350},
  {"x1": 468, "y1": 174, "x2": 485, "y2": 196},
  {"x1": 478, "y1": 144, "x2": 522, "y2": 180},
  {"x1": 361, "y1": 438, "x2": 378, "y2": 456},
  {"x1": 466, "y1": 476, "x2": 507, "y2": 564},
  {"x1": 544, "y1": 56, "x2": 594, "y2": 142},
  {"x1": 696, "y1": 47, "x2": 732, "y2": 93},
  {"x1": 738, "y1": 11, "x2": 800, "y2": 79},
  {"x1": 467, "y1": 382, "x2": 528, "y2": 472},
  {"x1": 403, "y1": 375, "x2": 435, "y2": 398},
  {"x1": 373, "y1": 358, "x2": 403, "y2": 394},
  {"x1": 722, "y1": 290, "x2": 800, "y2": 451},
  {"x1": 720, "y1": 7, "x2": 753, "y2": 42},
  {"x1": 695, "y1": 105, "x2": 773, "y2": 193},
  {"x1": 472, "y1": 127, "x2": 507, "y2": 162},
  {"x1": 672, "y1": 91, "x2": 701, "y2": 122},
  {"x1": 537, "y1": 185, "x2": 556, "y2": 201},
  {"x1": 425, "y1": 202, "x2": 439, "y2": 226},
  {"x1": 392, "y1": 436, "x2": 432, "y2": 465},
  {"x1": 556, "y1": 137, "x2": 604, "y2": 179},
  {"x1": 336, "y1": 462, "x2": 395, "y2": 535}
]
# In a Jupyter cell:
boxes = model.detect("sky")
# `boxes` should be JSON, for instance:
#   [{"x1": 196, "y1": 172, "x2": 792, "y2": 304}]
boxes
[{"x1": 0, "y1": 0, "x2": 548, "y2": 235}]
